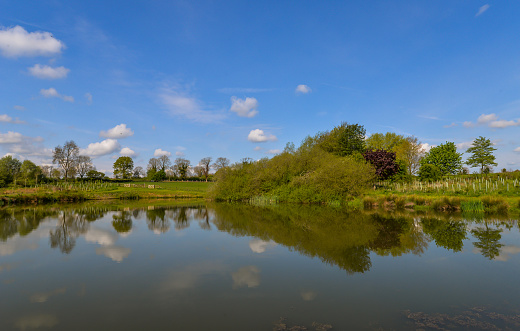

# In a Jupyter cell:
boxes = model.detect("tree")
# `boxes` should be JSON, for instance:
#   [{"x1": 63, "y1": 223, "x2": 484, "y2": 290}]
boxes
[
  {"x1": 76, "y1": 155, "x2": 94, "y2": 178},
  {"x1": 471, "y1": 224, "x2": 503, "y2": 260},
  {"x1": 86, "y1": 170, "x2": 105, "y2": 180},
  {"x1": 133, "y1": 166, "x2": 145, "y2": 178},
  {"x1": 213, "y1": 157, "x2": 230, "y2": 172},
  {"x1": 365, "y1": 132, "x2": 406, "y2": 152},
  {"x1": 394, "y1": 136, "x2": 424, "y2": 175},
  {"x1": 193, "y1": 165, "x2": 204, "y2": 177},
  {"x1": 420, "y1": 142, "x2": 462, "y2": 175},
  {"x1": 318, "y1": 122, "x2": 366, "y2": 157},
  {"x1": 418, "y1": 164, "x2": 442, "y2": 182},
  {"x1": 0, "y1": 155, "x2": 22, "y2": 186},
  {"x1": 147, "y1": 158, "x2": 160, "y2": 179},
  {"x1": 199, "y1": 157, "x2": 212, "y2": 182},
  {"x1": 174, "y1": 158, "x2": 190, "y2": 180},
  {"x1": 113, "y1": 156, "x2": 134, "y2": 179},
  {"x1": 53, "y1": 141, "x2": 79, "y2": 181},
  {"x1": 158, "y1": 155, "x2": 171, "y2": 171},
  {"x1": 20, "y1": 160, "x2": 41, "y2": 185},
  {"x1": 465, "y1": 136, "x2": 497, "y2": 174},
  {"x1": 363, "y1": 149, "x2": 399, "y2": 180}
]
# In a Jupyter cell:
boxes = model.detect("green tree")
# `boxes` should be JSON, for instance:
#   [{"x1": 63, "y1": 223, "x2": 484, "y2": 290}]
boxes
[
  {"x1": 0, "y1": 155, "x2": 22, "y2": 186},
  {"x1": 394, "y1": 136, "x2": 424, "y2": 175},
  {"x1": 420, "y1": 142, "x2": 462, "y2": 175},
  {"x1": 20, "y1": 160, "x2": 41, "y2": 185},
  {"x1": 86, "y1": 170, "x2": 105, "y2": 180},
  {"x1": 418, "y1": 164, "x2": 442, "y2": 182},
  {"x1": 465, "y1": 136, "x2": 497, "y2": 173},
  {"x1": 318, "y1": 122, "x2": 366, "y2": 157},
  {"x1": 53, "y1": 140, "x2": 79, "y2": 181},
  {"x1": 174, "y1": 158, "x2": 191, "y2": 180},
  {"x1": 365, "y1": 132, "x2": 405, "y2": 152},
  {"x1": 471, "y1": 224, "x2": 503, "y2": 260},
  {"x1": 113, "y1": 156, "x2": 134, "y2": 179}
]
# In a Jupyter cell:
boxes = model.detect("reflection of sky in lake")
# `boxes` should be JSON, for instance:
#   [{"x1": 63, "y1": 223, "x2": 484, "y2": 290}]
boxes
[{"x1": 0, "y1": 203, "x2": 519, "y2": 330}]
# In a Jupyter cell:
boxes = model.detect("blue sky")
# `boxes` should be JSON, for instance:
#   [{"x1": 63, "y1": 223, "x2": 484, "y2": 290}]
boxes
[{"x1": 0, "y1": 1, "x2": 519, "y2": 174}]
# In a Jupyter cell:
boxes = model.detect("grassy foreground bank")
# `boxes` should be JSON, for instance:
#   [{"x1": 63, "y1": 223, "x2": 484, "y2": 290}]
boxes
[{"x1": 0, "y1": 181, "x2": 212, "y2": 204}]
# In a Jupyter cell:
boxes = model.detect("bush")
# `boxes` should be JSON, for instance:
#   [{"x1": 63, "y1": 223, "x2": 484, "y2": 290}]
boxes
[{"x1": 418, "y1": 164, "x2": 442, "y2": 182}]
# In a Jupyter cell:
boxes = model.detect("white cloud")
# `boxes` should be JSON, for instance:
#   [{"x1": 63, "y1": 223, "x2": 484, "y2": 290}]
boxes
[
  {"x1": 476, "y1": 4, "x2": 490, "y2": 17},
  {"x1": 456, "y1": 141, "x2": 473, "y2": 151},
  {"x1": 154, "y1": 148, "x2": 171, "y2": 157},
  {"x1": 85, "y1": 93, "x2": 93, "y2": 105},
  {"x1": 85, "y1": 227, "x2": 118, "y2": 246},
  {"x1": 120, "y1": 147, "x2": 137, "y2": 157},
  {"x1": 0, "y1": 114, "x2": 25, "y2": 124},
  {"x1": 175, "y1": 151, "x2": 185, "y2": 157},
  {"x1": 230, "y1": 96, "x2": 259, "y2": 118},
  {"x1": 267, "y1": 149, "x2": 281, "y2": 155},
  {"x1": 249, "y1": 239, "x2": 277, "y2": 253},
  {"x1": 96, "y1": 246, "x2": 131, "y2": 262},
  {"x1": 443, "y1": 122, "x2": 457, "y2": 128},
  {"x1": 160, "y1": 87, "x2": 225, "y2": 123},
  {"x1": 40, "y1": 88, "x2": 74, "y2": 102},
  {"x1": 100, "y1": 124, "x2": 134, "y2": 139},
  {"x1": 295, "y1": 84, "x2": 312, "y2": 94},
  {"x1": 477, "y1": 113, "x2": 498, "y2": 124},
  {"x1": 0, "y1": 25, "x2": 65, "y2": 58},
  {"x1": 420, "y1": 143, "x2": 432, "y2": 152},
  {"x1": 81, "y1": 139, "x2": 121, "y2": 156},
  {"x1": 253, "y1": 146, "x2": 262, "y2": 151},
  {"x1": 28, "y1": 64, "x2": 69, "y2": 79},
  {"x1": 514, "y1": 147, "x2": 520, "y2": 153},
  {"x1": 13, "y1": 105, "x2": 25, "y2": 111},
  {"x1": 248, "y1": 129, "x2": 277, "y2": 143},
  {"x1": 489, "y1": 120, "x2": 520, "y2": 128},
  {"x1": 463, "y1": 113, "x2": 520, "y2": 129},
  {"x1": 0, "y1": 131, "x2": 24, "y2": 143},
  {"x1": 232, "y1": 265, "x2": 261, "y2": 289}
]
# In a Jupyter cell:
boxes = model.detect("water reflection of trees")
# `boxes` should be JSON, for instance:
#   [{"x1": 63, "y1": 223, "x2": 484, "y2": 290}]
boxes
[
  {"x1": 112, "y1": 211, "x2": 132, "y2": 233},
  {"x1": 50, "y1": 211, "x2": 90, "y2": 254}
]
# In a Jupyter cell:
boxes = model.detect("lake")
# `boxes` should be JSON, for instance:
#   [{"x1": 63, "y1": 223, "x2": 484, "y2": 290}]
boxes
[{"x1": 1, "y1": 201, "x2": 519, "y2": 330}]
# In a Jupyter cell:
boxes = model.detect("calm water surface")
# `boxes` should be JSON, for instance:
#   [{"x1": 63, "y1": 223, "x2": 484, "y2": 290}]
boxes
[{"x1": 1, "y1": 201, "x2": 519, "y2": 330}]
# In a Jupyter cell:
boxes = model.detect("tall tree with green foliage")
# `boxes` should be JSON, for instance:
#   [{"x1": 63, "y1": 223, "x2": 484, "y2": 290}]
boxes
[
  {"x1": 113, "y1": 156, "x2": 134, "y2": 179},
  {"x1": 420, "y1": 142, "x2": 462, "y2": 175},
  {"x1": 53, "y1": 140, "x2": 79, "y2": 181},
  {"x1": 174, "y1": 158, "x2": 191, "y2": 180},
  {"x1": 465, "y1": 136, "x2": 497, "y2": 173},
  {"x1": 365, "y1": 132, "x2": 405, "y2": 152},
  {"x1": 318, "y1": 122, "x2": 366, "y2": 157},
  {"x1": 0, "y1": 155, "x2": 22, "y2": 186}
]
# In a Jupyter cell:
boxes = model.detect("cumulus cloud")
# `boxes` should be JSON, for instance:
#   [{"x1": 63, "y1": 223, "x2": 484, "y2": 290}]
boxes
[
  {"x1": 456, "y1": 141, "x2": 474, "y2": 151},
  {"x1": 175, "y1": 151, "x2": 185, "y2": 157},
  {"x1": 154, "y1": 148, "x2": 171, "y2": 157},
  {"x1": 160, "y1": 87, "x2": 225, "y2": 123},
  {"x1": 476, "y1": 4, "x2": 490, "y2": 17},
  {"x1": 0, "y1": 25, "x2": 65, "y2": 58},
  {"x1": 40, "y1": 88, "x2": 74, "y2": 102},
  {"x1": 232, "y1": 265, "x2": 261, "y2": 289},
  {"x1": 100, "y1": 124, "x2": 134, "y2": 139},
  {"x1": 267, "y1": 149, "x2": 281, "y2": 155},
  {"x1": 295, "y1": 84, "x2": 312, "y2": 94},
  {"x1": 81, "y1": 139, "x2": 121, "y2": 157},
  {"x1": 230, "y1": 96, "x2": 259, "y2": 118},
  {"x1": 463, "y1": 113, "x2": 520, "y2": 129},
  {"x1": 0, "y1": 131, "x2": 50, "y2": 159},
  {"x1": 0, "y1": 114, "x2": 25, "y2": 124},
  {"x1": 120, "y1": 147, "x2": 136, "y2": 157},
  {"x1": 248, "y1": 129, "x2": 277, "y2": 143},
  {"x1": 0, "y1": 131, "x2": 24, "y2": 144},
  {"x1": 420, "y1": 143, "x2": 432, "y2": 152},
  {"x1": 28, "y1": 64, "x2": 69, "y2": 79}
]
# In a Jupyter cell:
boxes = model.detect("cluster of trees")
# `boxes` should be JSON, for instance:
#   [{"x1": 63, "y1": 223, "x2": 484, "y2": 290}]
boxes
[
  {"x1": 112, "y1": 155, "x2": 231, "y2": 182},
  {"x1": 210, "y1": 122, "x2": 501, "y2": 202}
]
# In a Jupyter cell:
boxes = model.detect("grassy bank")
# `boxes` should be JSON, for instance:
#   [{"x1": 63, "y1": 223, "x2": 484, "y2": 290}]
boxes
[{"x1": 0, "y1": 181, "x2": 212, "y2": 205}]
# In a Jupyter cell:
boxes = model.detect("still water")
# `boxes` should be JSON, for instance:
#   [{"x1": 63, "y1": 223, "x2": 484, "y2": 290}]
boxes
[{"x1": 1, "y1": 201, "x2": 519, "y2": 330}]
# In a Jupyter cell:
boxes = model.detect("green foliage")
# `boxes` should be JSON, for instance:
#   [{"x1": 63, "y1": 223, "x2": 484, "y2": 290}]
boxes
[
  {"x1": 151, "y1": 169, "x2": 166, "y2": 181},
  {"x1": 86, "y1": 170, "x2": 106, "y2": 180},
  {"x1": 113, "y1": 156, "x2": 134, "y2": 179},
  {"x1": 421, "y1": 142, "x2": 462, "y2": 175},
  {"x1": 317, "y1": 122, "x2": 366, "y2": 157},
  {"x1": 209, "y1": 128, "x2": 376, "y2": 203},
  {"x1": 465, "y1": 136, "x2": 497, "y2": 173},
  {"x1": 365, "y1": 132, "x2": 405, "y2": 152},
  {"x1": 0, "y1": 155, "x2": 22, "y2": 186},
  {"x1": 418, "y1": 164, "x2": 442, "y2": 182}
]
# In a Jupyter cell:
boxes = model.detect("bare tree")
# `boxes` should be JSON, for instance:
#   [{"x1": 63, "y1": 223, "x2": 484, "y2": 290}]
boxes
[
  {"x1": 199, "y1": 157, "x2": 212, "y2": 182},
  {"x1": 76, "y1": 155, "x2": 94, "y2": 178},
  {"x1": 147, "y1": 158, "x2": 160, "y2": 172},
  {"x1": 158, "y1": 155, "x2": 171, "y2": 171},
  {"x1": 133, "y1": 166, "x2": 145, "y2": 178},
  {"x1": 212, "y1": 157, "x2": 230, "y2": 172},
  {"x1": 193, "y1": 165, "x2": 204, "y2": 177},
  {"x1": 53, "y1": 141, "x2": 79, "y2": 181}
]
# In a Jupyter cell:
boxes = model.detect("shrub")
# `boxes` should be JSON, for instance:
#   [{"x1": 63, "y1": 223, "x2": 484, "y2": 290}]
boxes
[{"x1": 418, "y1": 164, "x2": 442, "y2": 182}]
